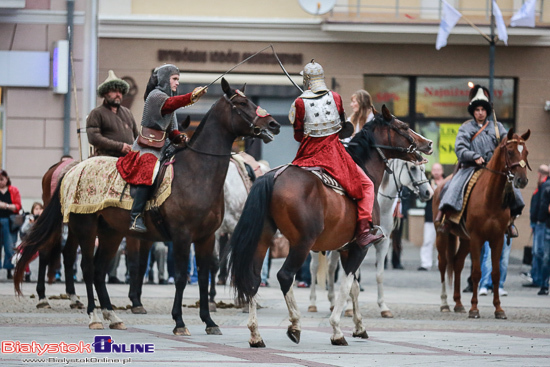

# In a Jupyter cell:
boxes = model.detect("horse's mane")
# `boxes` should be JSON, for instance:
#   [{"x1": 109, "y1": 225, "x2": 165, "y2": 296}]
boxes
[
  {"x1": 346, "y1": 113, "x2": 389, "y2": 168},
  {"x1": 187, "y1": 108, "x2": 212, "y2": 146}
]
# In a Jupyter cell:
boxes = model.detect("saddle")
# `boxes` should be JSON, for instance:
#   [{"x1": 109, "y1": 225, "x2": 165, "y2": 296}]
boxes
[
  {"x1": 442, "y1": 169, "x2": 483, "y2": 239},
  {"x1": 274, "y1": 164, "x2": 346, "y2": 196}
]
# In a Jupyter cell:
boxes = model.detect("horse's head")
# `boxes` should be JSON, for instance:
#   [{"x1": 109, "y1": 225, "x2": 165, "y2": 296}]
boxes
[
  {"x1": 500, "y1": 128, "x2": 531, "y2": 189},
  {"x1": 368, "y1": 105, "x2": 433, "y2": 163},
  {"x1": 221, "y1": 78, "x2": 280, "y2": 143},
  {"x1": 400, "y1": 161, "x2": 433, "y2": 202}
]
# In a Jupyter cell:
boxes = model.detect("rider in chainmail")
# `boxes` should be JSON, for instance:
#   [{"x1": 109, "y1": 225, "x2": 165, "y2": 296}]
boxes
[{"x1": 116, "y1": 64, "x2": 207, "y2": 232}]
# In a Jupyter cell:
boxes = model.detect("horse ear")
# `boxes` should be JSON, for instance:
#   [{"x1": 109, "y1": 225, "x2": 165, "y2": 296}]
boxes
[
  {"x1": 521, "y1": 129, "x2": 531, "y2": 141},
  {"x1": 381, "y1": 105, "x2": 392, "y2": 121},
  {"x1": 221, "y1": 78, "x2": 231, "y2": 95},
  {"x1": 507, "y1": 127, "x2": 514, "y2": 140},
  {"x1": 241, "y1": 83, "x2": 246, "y2": 93}
]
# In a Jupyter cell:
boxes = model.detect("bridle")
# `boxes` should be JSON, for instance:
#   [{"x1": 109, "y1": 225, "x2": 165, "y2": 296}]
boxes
[
  {"x1": 379, "y1": 160, "x2": 429, "y2": 200},
  {"x1": 482, "y1": 137, "x2": 530, "y2": 182},
  {"x1": 185, "y1": 89, "x2": 271, "y2": 157},
  {"x1": 372, "y1": 116, "x2": 418, "y2": 174}
]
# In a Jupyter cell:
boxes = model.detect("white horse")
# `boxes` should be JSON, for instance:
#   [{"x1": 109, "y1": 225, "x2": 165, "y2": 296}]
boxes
[{"x1": 308, "y1": 159, "x2": 433, "y2": 317}]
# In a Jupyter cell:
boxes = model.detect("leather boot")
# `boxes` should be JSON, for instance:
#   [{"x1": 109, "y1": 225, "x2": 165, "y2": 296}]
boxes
[
  {"x1": 356, "y1": 219, "x2": 384, "y2": 249},
  {"x1": 129, "y1": 185, "x2": 151, "y2": 233}
]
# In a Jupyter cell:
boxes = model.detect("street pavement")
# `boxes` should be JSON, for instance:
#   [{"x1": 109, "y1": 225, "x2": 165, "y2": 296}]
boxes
[{"x1": 0, "y1": 242, "x2": 549, "y2": 366}]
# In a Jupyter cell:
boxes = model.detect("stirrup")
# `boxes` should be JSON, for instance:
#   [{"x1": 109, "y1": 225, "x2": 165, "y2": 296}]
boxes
[
  {"x1": 506, "y1": 224, "x2": 519, "y2": 239},
  {"x1": 130, "y1": 214, "x2": 147, "y2": 233}
]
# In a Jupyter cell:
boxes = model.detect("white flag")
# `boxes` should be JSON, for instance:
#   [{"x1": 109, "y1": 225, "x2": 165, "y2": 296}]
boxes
[
  {"x1": 511, "y1": 0, "x2": 536, "y2": 28},
  {"x1": 436, "y1": 0, "x2": 462, "y2": 50},
  {"x1": 493, "y1": 1, "x2": 508, "y2": 45}
]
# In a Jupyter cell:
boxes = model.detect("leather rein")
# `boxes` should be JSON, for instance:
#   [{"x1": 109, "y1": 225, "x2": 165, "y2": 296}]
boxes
[
  {"x1": 481, "y1": 138, "x2": 529, "y2": 182},
  {"x1": 379, "y1": 160, "x2": 429, "y2": 200},
  {"x1": 372, "y1": 117, "x2": 418, "y2": 174}
]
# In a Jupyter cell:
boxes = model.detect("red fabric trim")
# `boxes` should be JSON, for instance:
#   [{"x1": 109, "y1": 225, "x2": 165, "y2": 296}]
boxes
[
  {"x1": 293, "y1": 98, "x2": 305, "y2": 142},
  {"x1": 161, "y1": 93, "x2": 193, "y2": 115},
  {"x1": 169, "y1": 130, "x2": 181, "y2": 140},
  {"x1": 8, "y1": 185, "x2": 22, "y2": 212},
  {"x1": 116, "y1": 151, "x2": 158, "y2": 186}
]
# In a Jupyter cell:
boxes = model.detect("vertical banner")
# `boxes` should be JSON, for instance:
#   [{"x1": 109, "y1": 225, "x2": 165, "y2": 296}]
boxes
[{"x1": 439, "y1": 123, "x2": 462, "y2": 164}]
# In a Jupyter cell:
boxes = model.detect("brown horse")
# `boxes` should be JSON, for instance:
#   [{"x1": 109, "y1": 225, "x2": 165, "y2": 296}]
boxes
[
  {"x1": 433, "y1": 128, "x2": 530, "y2": 319},
  {"x1": 227, "y1": 105, "x2": 433, "y2": 347},
  {"x1": 14, "y1": 78, "x2": 280, "y2": 335}
]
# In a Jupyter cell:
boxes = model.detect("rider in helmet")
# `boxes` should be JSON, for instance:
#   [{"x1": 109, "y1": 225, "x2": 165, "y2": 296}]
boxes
[
  {"x1": 289, "y1": 60, "x2": 383, "y2": 248},
  {"x1": 116, "y1": 64, "x2": 207, "y2": 233}
]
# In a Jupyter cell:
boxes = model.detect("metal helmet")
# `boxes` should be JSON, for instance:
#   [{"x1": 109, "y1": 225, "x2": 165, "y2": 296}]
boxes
[
  {"x1": 154, "y1": 64, "x2": 180, "y2": 96},
  {"x1": 301, "y1": 60, "x2": 328, "y2": 93}
]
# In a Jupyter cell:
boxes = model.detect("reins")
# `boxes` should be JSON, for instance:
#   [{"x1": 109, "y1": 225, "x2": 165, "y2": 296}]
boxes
[
  {"x1": 481, "y1": 138, "x2": 528, "y2": 182},
  {"x1": 371, "y1": 116, "x2": 418, "y2": 174},
  {"x1": 378, "y1": 160, "x2": 428, "y2": 200}
]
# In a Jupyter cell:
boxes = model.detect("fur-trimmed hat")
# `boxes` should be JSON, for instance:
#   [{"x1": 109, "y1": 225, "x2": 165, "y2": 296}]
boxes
[
  {"x1": 97, "y1": 70, "x2": 130, "y2": 97},
  {"x1": 467, "y1": 84, "x2": 492, "y2": 117}
]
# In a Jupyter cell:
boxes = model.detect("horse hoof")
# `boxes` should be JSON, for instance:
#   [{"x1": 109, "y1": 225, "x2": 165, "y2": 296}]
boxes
[
  {"x1": 131, "y1": 306, "x2": 147, "y2": 314},
  {"x1": 209, "y1": 302, "x2": 217, "y2": 312},
  {"x1": 468, "y1": 310, "x2": 480, "y2": 319},
  {"x1": 89, "y1": 322, "x2": 104, "y2": 330},
  {"x1": 352, "y1": 330, "x2": 369, "y2": 339},
  {"x1": 495, "y1": 311, "x2": 507, "y2": 320},
  {"x1": 440, "y1": 305, "x2": 451, "y2": 313},
  {"x1": 286, "y1": 328, "x2": 301, "y2": 344},
  {"x1": 70, "y1": 301, "x2": 85, "y2": 310},
  {"x1": 344, "y1": 309, "x2": 353, "y2": 318},
  {"x1": 173, "y1": 327, "x2": 191, "y2": 336},
  {"x1": 109, "y1": 322, "x2": 127, "y2": 330},
  {"x1": 381, "y1": 310, "x2": 394, "y2": 318},
  {"x1": 331, "y1": 337, "x2": 348, "y2": 346},
  {"x1": 454, "y1": 306, "x2": 466, "y2": 313},
  {"x1": 308, "y1": 305, "x2": 317, "y2": 313},
  {"x1": 249, "y1": 340, "x2": 266, "y2": 348},
  {"x1": 36, "y1": 302, "x2": 51, "y2": 309},
  {"x1": 206, "y1": 326, "x2": 222, "y2": 335}
]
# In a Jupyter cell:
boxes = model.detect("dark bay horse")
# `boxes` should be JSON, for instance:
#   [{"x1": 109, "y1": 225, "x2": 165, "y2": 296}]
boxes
[
  {"x1": 433, "y1": 128, "x2": 530, "y2": 319},
  {"x1": 228, "y1": 105, "x2": 433, "y2": 347},
  {"x1": 14, "y1": 78, "x2": 280, "y2": 335}
]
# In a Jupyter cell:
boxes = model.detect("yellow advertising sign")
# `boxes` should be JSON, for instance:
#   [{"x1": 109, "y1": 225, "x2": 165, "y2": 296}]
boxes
[{"x1": 439, "y1": 123, "x2": 462, "y2": 164}]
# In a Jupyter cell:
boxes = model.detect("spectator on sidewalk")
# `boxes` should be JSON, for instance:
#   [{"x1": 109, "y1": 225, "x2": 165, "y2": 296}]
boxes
[
  {"x1": 537, "y1": 165, "x2": 550, "y2": 295},
  {"x1": 147, "y1": 242, "x2": 168, "y2": 284},
  {"x1": 418, "y1": 163, "x2": 444, "y2": 271},
  {"x1": 478, "y1": 236, "x2": 511, "y2": 296}
]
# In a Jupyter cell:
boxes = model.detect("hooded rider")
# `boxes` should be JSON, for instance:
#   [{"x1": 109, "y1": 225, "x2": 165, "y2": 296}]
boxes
[
  {"x1": 116, "y1": 64, "x2": 207, "y2": 233},
  {"x1": 289, "y1": 60, "x2": 383, "y2": 248},
  {"x1": 435, "y1": 84, "x2": 524, "y2": 236}
]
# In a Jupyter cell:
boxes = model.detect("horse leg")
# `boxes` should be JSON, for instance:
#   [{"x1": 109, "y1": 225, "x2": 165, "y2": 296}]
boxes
[
  {"x1": 437, "y1": 233, "x2": 450, "y2": 312},
  {"x1": 491, "y1": 238, "x2": 506, "y2": 319},
  {"x1": 127, "y1": 238, "x2": 151, "y2": 314},
  {"x1": 349, "y1": 277, "x2": 368, "y2": 339},
  {"x1": 452, "y1": 239, "x2": 469, "y2": 313},
  {"x1": 308, "y1": 251, "x2": 319, "y2": 312},
  {"x1": 171, "y1": 238, "x2": 191, "y2": 336},
  {"x1": 195, "y1": 234, "x2": 221, "y2": 335},
  {"x1": 63, "y1": 230, "x2": 83, "y2": 309},
  {"x1": 209, "y1": 252, "x2": 219, "y2": 312},
  {"x1": 72, "y1": 216, "x2": 102, "y2": 329},
  {"x1": 327, "y1": 251, "x2": 339, "y2": 311},
  {"x1": 331, "y1": 245, "x2": 368, "y2": 345},
  {"x1": 95, "y1": 226, "x2": 126, "y2": 330},
  {"x1": 375, "y1": 239, "x2": 393, "y2": 318},
  {"x1": 217, "y1": 233, "x2": 229, "y2": 285},
  {"x1": 35, "y1": 251, "x2": 51, "y2": 309},
  {"x1": 247, "y1": 296, "x2": 265, "y2": 348},
  {"x1": 469, "y1": 235, "x2": 482, "y2": 319}
]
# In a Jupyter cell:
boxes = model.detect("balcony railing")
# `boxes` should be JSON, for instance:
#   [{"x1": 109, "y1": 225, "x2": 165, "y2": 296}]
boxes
[{"x1": 327, "y1": 0, "x2": 549, "y2": 24}]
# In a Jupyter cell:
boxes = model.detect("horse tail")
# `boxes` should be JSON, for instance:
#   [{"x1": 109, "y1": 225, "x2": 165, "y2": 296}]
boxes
[
  {"x1": 14, "y1": 183, "x2": 64, "y2": 295},
  {"x1": 228, "y1": 171, "x2": 276, "y2": 304}
]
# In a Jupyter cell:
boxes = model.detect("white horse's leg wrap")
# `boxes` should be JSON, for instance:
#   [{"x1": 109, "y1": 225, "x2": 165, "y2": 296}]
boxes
[
  {"x1": 102, "y1": 309, "x2": 126, "y2": 329},
  {"x1": 88, "y1": 309, "x2": 104, "y2": 329},
  {"x1": 350, "y1": 279, "x2": 365, "y2": 335},
  {"x1": 284, "y1": 287, "x2": 301, "y2": 334},
  {"x1": 329, "y1": 273, "x2": 355, "y2": 342},
  {"x1": 247, "y1": 297, "x2": 263, "y2": 346}
]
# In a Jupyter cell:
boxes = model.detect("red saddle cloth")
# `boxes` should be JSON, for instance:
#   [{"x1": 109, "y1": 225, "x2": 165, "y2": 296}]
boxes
[{"x1": 116, "y1": 151, "x2": 159, "y2": 186}]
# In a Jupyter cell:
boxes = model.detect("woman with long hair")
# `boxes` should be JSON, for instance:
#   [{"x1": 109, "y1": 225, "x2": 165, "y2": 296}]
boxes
[
  {"x1": 349, "y1": 89, "x2": 375, "y2": 135},
  {"x1": 0, "y1": 169, "x2": 22, "y2": 279}
]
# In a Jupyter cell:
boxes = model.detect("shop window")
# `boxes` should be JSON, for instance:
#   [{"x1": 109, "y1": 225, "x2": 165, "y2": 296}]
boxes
[{"x1": 363, "y1": 76, "x2": 410, "y2": 117}]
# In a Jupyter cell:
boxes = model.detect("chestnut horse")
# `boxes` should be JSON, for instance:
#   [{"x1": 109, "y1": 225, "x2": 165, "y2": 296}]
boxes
[
  {"x1": 14, "y1": 78, "x2": 280, "y2": 335},
  {"x1": 228, "y1": 105, "x2": 433, "y2": 347},
  {"x1": 433, "y1": 128, "x2": 530, "y2": 319}
]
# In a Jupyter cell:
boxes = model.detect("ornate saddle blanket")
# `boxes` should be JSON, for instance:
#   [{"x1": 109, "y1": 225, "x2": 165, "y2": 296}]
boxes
[
  {"x1": 274, "y1": 164, "x2": 346, "y2": 196},
  {"x1": 59, "y1": 156, "x2": 173, "y2": 223},
  {"x1": 50, "y1": 158, "x2": 78, "y2": 197}
]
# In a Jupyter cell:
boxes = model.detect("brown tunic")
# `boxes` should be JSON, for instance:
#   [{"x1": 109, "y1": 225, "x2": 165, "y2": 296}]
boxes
[{"x1": 86, "y1": 101, "x2": 138, "y2": 157}]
